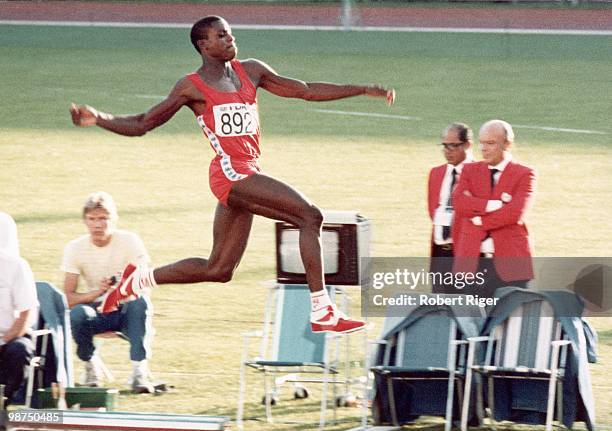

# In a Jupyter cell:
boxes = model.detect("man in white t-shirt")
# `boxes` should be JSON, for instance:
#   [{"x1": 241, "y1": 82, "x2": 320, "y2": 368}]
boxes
[
  {"x1": 0, "y1": 212, "x2": 38, "y2": 407},
  {"x1": 61, "y1": 192, "x2": 155, "y2": 393}
]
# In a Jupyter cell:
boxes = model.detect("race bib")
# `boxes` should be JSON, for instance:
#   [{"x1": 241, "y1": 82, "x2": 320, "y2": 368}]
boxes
[{"x1": 213, "y1": 103, "x2": 258, "y2": 137}]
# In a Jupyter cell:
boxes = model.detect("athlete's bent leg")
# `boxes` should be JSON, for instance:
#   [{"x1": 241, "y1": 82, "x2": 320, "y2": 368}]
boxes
[
  {"x1": 100, "y1": 203, "x2": 253, "y2": 313},
  {"x1": 228, "y1": 173, "x2": 365, "y2": 334},
  {"x1": 153, "y1": 203, "x2": 253, "y2": 284},
  {"x1": 228, "y1": 173, "x2": 325, "y2": 292}
]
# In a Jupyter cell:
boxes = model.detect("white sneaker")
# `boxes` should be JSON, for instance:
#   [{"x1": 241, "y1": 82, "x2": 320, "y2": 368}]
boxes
[
  {"x1": 130, "y1": 361, "x2": 154, "y2": 394},
  {"x1": 83, "y1": 359, "x2": 101, "y2": 387}
]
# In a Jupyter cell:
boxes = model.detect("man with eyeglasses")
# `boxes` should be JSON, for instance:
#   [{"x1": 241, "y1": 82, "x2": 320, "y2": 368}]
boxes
[
  {"x1": 452, "y1": 119, "x2": 536, "y2": 297},
  {"x1": 427, "y1": 123, "x2": 474, "y2": 293}
]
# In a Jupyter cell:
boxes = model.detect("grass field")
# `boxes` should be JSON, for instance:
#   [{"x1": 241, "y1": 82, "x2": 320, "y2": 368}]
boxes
[{"x1": 1, "y1": 23, "x2": 611, "y2": 430}]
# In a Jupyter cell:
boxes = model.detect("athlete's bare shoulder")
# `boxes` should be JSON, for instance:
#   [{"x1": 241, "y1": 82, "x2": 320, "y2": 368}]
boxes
[
  {"x1": 172, "y1": 75, "x2": 205, "y2": 103},
  {"x1": 239, "y1": 59, "x2": 275, "y2": 88}
]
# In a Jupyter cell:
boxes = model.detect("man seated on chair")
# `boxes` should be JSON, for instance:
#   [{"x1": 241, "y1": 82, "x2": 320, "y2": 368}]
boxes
[
  {"x1": 0, "y1": 212, "x2": 38, "y2": 407},
  {"x1": 61, "y1": 192, "x2": 155, "y2": 393}
]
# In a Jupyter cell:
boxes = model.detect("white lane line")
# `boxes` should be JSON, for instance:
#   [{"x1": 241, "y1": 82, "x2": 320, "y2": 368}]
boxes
[
  {"x1": 1, "y1": 20, "x2": 611, "y2": 36},
  {"x1": 311, "y1": 108, "x2": 421, "y2": 121},
  {"x1": 47, "y1": 87, "x2": 165, "y2": 100},
  {"x1": 0, "y1": 20, "x2": 191, "y2": 28},
  {"x1": 235, "y1": 24, "x2": 612, "y2": 36},
  {"x1": 135, "y1": 94, "x2": 165, "y2": 100},
  {"x1": 312, "y1": 110, "x2": 607, "y2": 135},
  {"x1": 48, "y1": 87, "x2": 89, "y2": 93},
  {"x1": 514, "y1": 124, "x2": 608, "y2": 135}
]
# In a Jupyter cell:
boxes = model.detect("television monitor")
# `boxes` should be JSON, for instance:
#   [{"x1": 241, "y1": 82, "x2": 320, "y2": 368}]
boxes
[{"x1": 276, "y1": 211, "x2": 370, "y2": 286}]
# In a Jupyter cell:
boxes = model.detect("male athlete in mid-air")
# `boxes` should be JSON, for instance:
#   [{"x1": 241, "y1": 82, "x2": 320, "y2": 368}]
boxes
[{"x1": 70, "y1": 16, "x2": 395, "y2": 333}]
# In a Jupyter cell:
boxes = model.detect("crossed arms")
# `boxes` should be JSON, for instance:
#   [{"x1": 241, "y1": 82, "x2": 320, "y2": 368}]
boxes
[{"x1": 453, "y1": 167, "x2": 536, "y2": 231}]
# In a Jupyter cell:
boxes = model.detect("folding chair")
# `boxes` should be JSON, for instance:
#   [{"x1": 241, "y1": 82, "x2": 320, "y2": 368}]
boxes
[
  {"x1": 24, "y1": 327, "x2": 52, "y2": 407},
  {"x1": 370, "y1": 307, "x2": 470, "y2": 431},
  {"x1": 28, "y1": 281, "x2": 74, "y2": 407},
  {"x1": 236, "y1": 283, "x2": 352, "y2": 431},
  {"x1": 92, "y1": 331, "x2": 130, "y2": 383},
  {"x1": 461, "y1": 299, "x2": 569, "y2": 431}
]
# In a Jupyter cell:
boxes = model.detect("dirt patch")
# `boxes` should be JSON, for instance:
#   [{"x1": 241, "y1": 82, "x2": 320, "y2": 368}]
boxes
[{"x1": 1, "y1": 1, "x2": 611, "y2": 30}]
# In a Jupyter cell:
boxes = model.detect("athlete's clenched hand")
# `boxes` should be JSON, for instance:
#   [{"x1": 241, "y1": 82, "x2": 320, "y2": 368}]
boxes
[
  {"x1": 70, "y1": 103, "x2": 98, "y2": 127},
  {"x1": 365, "y1": 86, "x2": 395, "y2": 106}
]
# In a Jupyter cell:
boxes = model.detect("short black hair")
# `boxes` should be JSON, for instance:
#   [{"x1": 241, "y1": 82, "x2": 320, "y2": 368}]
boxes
[
  {"x1": 190, "y1": 16, "x2": 223, "y2": 54},
  {"x1": 446, "y1": 122, "x2": 473, "y2": 143}
]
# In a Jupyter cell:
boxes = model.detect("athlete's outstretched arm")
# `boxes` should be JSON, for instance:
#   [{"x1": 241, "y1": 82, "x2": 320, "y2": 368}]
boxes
[
  {"x1": 243, "y1": 59, "x2": 395, "y2": 105},
  {"x1": 70, "y1": 78, "x2": 195, "y2": 136}
]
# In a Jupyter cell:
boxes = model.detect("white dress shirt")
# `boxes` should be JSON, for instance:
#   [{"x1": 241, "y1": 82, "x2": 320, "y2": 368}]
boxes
[
  {"x1": 480, "y1": 152, "x2": 513, "y2": 254},
  {"x1": 434, "y1": 156, "x2": 473, "y2": 245}
]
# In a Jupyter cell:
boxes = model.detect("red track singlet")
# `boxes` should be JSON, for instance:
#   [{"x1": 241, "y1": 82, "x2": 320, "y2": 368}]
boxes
[{"x1": 187, "y1": 60, "x2": 262, "y2": 206}]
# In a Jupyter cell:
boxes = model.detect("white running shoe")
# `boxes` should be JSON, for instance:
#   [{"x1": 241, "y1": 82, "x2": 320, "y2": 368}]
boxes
[{"x1": 83, "y1": 359, "x2": 101, "y2": 387}]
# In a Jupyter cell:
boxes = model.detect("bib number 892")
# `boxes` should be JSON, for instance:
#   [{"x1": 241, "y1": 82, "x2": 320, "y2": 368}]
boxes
[{"x1": 214, "y1": 103, "x2": 258, "y2": 137}]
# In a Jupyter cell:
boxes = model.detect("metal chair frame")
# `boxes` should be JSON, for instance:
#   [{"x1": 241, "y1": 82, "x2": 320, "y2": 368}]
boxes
[
  {"x1": 25, "y1": 328, "x2": 52, "y2": 407},
  {"x1": 236, "y1": 283, "x2": 352, "y2": 431},
  {"x1": 460, "y1": 301, "x2": 570, "y2": 431},
  {"x1": 91, "y1": 331, "x2": 130, "y2": 383}
]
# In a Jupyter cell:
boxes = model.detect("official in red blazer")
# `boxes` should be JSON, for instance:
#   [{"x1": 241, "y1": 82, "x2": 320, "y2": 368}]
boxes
[
  {"x1": 452, "y1": 119, "x2": 535, "y2": 297},
  {"x1": 427, "y1": 123, "x2": 473, "y2": 293}
]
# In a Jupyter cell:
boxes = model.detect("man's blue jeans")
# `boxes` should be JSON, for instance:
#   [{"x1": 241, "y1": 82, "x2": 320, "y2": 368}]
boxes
[{"x1": 70, "y1": 296, "x2": 153, "y2": 362}]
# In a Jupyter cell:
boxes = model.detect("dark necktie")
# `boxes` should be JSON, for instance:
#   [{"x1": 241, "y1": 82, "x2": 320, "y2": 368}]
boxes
[
  {"x1": 483, "y1": 168, "x2": 499, "y2": 241},
  {"x1": 490, "y1": 168, "x2": 499, "y2": 191},
  {"x1": 442, "y1": 168, "x2": 457, "y2": 240}
]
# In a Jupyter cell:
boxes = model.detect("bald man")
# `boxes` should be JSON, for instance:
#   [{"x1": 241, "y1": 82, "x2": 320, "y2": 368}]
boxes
[{"x1": 451, "y1": 120, "x2": 536, "y2": 297}]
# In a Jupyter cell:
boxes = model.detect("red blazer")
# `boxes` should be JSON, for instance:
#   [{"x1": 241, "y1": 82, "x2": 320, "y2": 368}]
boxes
[
  {"x1": 427, "y1": 164, "x2": 446, "y2": 221},
  {"x1": 427, "y1": 164, "x2": 462, "y2": 255},
  {"x1": 451, "y1": 160, "x2": 536, "y2": 281}
]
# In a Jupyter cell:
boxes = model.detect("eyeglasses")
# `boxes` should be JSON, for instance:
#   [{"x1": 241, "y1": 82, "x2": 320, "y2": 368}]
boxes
[{"x1": 440, "y1": 142, "x2": 465, "y2": 150}]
